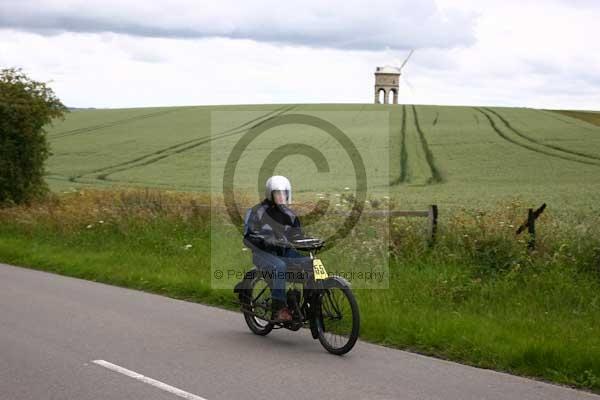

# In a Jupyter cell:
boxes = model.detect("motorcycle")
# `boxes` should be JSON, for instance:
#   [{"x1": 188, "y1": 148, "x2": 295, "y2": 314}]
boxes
[{"x1": 233, "y1": 235, "x2": 360, "y2": 355}]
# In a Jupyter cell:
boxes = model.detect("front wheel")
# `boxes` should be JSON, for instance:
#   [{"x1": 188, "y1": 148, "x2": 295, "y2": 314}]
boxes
[{"x1": 316, "y1": 278, "x2": 360, "y2": 355}]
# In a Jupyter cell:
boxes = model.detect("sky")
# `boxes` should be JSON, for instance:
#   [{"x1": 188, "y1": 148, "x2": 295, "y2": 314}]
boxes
[{"x1": 0, "y1": 0, "x2": 598, "y2": 110}]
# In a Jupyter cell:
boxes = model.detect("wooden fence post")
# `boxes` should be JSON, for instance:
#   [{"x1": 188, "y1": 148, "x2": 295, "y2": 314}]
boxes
[
  {"x1": 527, "y1": 208, "x2": 535, "y2": 250},
  {"x1": 516, "y1": 203, "x2": 546, "y2": 251},
  {"x1": 427, "y1": 204, "x2": 438, "y2": 247}
]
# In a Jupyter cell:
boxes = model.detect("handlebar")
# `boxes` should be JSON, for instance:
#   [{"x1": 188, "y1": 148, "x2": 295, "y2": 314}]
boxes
[
  {"x1": 289, "y1": 237, "x2": 326, "y2": 251},
  {"x1": 247, "y1": 233, "x2": 325, "y2": 251}
]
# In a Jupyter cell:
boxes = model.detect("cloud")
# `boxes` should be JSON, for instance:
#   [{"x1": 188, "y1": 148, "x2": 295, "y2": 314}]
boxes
[
  {"x1": 0, "y1": 0, "x2": 477, "y2": 50},
  {"x1": 1, "y1": 1, "x2": 598, "y2": 110}
]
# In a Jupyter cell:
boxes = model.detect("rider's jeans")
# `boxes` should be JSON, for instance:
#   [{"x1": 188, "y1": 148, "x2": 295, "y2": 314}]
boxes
[{"x1": 252, "y1": 247, "x2": 312, "y2": 301}]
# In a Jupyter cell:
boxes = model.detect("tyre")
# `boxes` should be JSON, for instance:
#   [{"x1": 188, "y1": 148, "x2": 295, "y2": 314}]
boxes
[
  {"x1": 316, "y1": 278, "x2": 360, "y2": 355},
  {"x1": 242, "y1": 275, "x2": 274, "y2": 336}
]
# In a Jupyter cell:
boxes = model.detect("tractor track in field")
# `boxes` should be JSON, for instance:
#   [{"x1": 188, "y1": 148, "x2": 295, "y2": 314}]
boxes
[
  {"x1": 390, "y1": 105, "x2": 408, "y2": 185},
  {"x1": 484, "y1": 108, "x2": 600, "y2": 162},
  {"x1": 48, "y1": 173, "x2": 206, "y2": 191},
  {"x1": 400, "y1": 105, "x2": 409, "y2": 183},
  {"x1": 68, "y1": 105, "x2": 296, "y2": 184},
  {"x1": 476, "y1": 108, "x2": 600, "y2": 167},
  {"x1": 49, "y1": 108, "x2": 186, "y2": 139},
  {"x1": 412, "y1": 105, "x2": 443, "y2": 183},
  {"x1": 96, "y1": 105, "x2": 296, "y2": 181}
]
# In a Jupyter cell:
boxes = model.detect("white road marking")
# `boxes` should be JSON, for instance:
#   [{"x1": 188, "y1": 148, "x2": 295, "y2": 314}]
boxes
[{"x1": 92, "y1": 359, "x2": 208, "y2": 400}]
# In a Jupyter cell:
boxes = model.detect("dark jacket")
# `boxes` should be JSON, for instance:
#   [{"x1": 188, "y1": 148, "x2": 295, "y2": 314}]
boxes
[{"x1": 243, "y1": 198, "x2": 303, "y2": 255}]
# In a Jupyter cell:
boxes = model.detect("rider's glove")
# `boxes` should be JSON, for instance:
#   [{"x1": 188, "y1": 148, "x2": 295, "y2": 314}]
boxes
[
  {"x1": 265, "y1": 234, "x2": 292, "y2": 249},
  {"x1": 284, "y1": 225, "x2": 303, "y2": 240},
  {"x1": 263, "y1": 235, "x2": 285, "y2": 248}
]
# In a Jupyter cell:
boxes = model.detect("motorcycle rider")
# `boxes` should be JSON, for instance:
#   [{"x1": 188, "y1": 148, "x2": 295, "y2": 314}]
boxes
[{"x1": 243, "y1": 175, "x2": 311, "y2": 322}]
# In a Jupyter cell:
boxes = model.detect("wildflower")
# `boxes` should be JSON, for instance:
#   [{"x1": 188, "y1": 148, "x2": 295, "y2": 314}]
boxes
[
  {"x1": 344, "y1": 187, "x2": 350, "y2": 190},
  {"x1": 99, "y1": 220, "x2": 104, "y2": 224},
  {"x1": 184, "y1": 244, "x2": 192, "y2": 250},
  {"x1": 86, "y1": 224, "x2": 93, "y2": 229}
]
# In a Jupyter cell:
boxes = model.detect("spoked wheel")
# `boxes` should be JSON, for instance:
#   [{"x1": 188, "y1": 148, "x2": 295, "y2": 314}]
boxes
[
  {"x1": 243, "y1": 275, "x2": 274, "y2": 336},
  {"x1": 316, "y1": 279, "x2": 360, "y2": 355}
]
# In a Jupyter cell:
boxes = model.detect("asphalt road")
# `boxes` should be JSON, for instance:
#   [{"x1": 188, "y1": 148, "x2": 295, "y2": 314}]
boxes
[{"x1": 1, "y1": 262, "x2": 598, "y2": 400}]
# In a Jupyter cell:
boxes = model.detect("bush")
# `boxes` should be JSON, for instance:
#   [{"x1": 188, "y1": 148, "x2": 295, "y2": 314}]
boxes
[{"x1": 0, "y1": 67, "x2": 67, "y2": 206}]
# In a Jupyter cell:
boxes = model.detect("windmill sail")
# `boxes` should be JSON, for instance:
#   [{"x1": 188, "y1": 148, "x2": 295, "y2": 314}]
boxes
[{"x1": 399, "y1": 49, "x2": 414, "y2": 71}]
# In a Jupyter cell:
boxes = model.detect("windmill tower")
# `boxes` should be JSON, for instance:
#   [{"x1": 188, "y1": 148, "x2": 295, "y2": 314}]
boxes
[
  {"x1": 374, "y1": 50, "x2": 414, "y2": 104},
  {"x1": 374, "y1": 66, "x2": 400, "y2": 104}
]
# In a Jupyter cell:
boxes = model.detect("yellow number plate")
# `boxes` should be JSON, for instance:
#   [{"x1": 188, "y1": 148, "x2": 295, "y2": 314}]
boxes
[{"x1": 313, "y1": 258, "x2": 328, "y2": 280}]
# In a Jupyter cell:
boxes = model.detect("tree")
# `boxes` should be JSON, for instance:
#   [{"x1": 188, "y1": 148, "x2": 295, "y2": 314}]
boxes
[{"x1": 0, "y1": 67, "x2": 67, "y2": 206}]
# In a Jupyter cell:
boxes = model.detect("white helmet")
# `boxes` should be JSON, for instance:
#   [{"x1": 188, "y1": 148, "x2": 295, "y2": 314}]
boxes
[{"x1": 265, "y1": 175, "x2": 292, "y2": 205}]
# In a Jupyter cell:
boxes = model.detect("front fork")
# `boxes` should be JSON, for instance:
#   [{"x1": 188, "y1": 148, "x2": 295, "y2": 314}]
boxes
[{"x1": 305, "y1": 278, "x2": 325, "y2": 339}]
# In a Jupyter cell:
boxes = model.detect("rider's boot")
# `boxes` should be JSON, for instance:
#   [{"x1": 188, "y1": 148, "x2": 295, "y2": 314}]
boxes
[{"x1": 271, "y1": 298, "x2": 292, "y2": 322}]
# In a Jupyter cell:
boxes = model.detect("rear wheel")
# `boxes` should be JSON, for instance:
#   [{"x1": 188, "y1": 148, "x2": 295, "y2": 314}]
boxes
[
  {"x1": 316, "y1": 279, "x2": 360, "y2": 355},
  {"x1": 242, "y1": 275, "x2": 274, "y2": 336}
]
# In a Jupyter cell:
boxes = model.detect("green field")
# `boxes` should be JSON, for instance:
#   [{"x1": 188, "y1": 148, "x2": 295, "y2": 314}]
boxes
[{"x1": 43, "y1": 104, "x2": 600, "y2": 215}]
